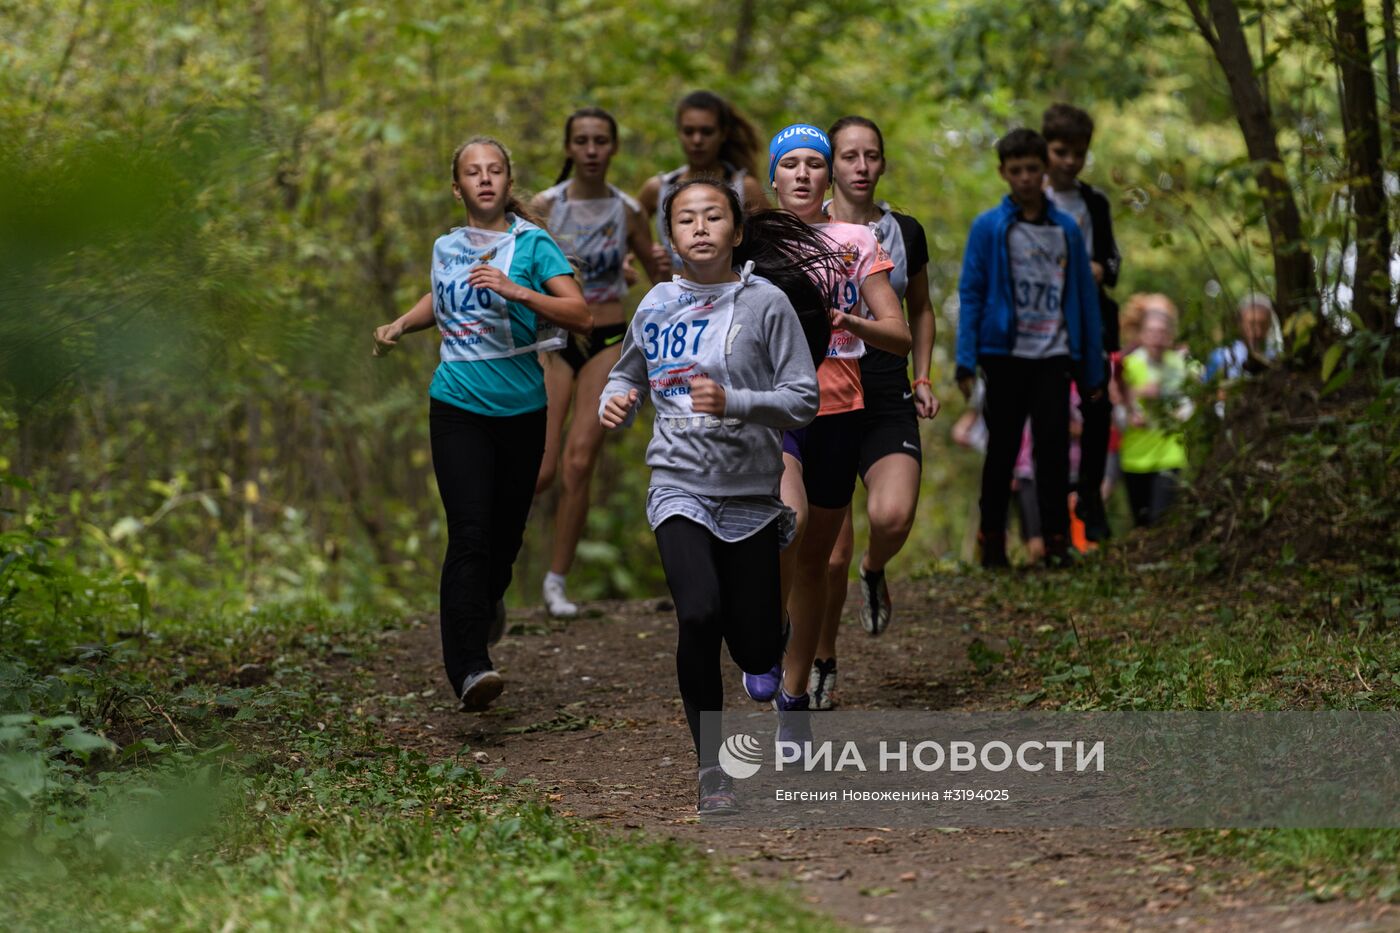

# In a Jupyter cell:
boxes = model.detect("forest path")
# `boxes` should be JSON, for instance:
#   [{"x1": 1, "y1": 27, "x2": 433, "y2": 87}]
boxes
[{"x1": 363, "y1": 579, "x2": 1393, "y2": 932}]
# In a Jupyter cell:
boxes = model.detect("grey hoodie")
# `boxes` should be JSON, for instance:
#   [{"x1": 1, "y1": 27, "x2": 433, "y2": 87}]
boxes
[{"x1": 600, "y1": 266, "x2": 819, "y2": 498}]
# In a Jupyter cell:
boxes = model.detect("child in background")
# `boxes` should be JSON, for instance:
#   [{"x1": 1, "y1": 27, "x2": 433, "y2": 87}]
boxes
[
  {"x1": 1041, "y1": 103, "x2": 1120, "y2": 543},
  {"x1": 1013, "y1": 385, "x2": 1086, "y2": 564},
  {"x1": 1118, "y1": 295, "x2": 1194, "y2": 527},
  {"x1": 534, "y1": 108, "x2": 663, "y2": 619},
  {"x1": 955, "y1": 128, "x2": 1104, "y2": 568},
  {"x1": 1204, "y1": 292, "x2": 1281, "y2": 383}
]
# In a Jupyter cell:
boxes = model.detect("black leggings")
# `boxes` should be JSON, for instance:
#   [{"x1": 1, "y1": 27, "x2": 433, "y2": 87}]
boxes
[
  {"x1": 1078, "y1": 381, "x2": 1112, "y2": 500},
  {"x1": 1124, "y1": 470, "x2": 1178, "y2": 528},
  {"x1": 979, "y1": 356, "x2": 1072, "y2": 542},
  {"x1": 429, "y1": 398, "x2": 545, "y2": 694},
  {"x1": 654, "y1": 517, "x2": 784, "y2": 767}
]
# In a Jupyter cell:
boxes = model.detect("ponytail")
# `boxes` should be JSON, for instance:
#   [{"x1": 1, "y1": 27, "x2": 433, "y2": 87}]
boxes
[
  {"x1": 506, "y1": 193, "x2": 546, "y2": 229},
  {"x1": 676, "y1": 91, "x2": 762, "y2": 181},
  {"x1": 554, "y1": 107, "x2": 619, "y2": 185},
  {"x1": 450, "y1": 134, "x2": 546, "y2": 228},
  {"x1": 662, "y1": 179, "x2": 839, "y2": 367},
  {"x1": 736, "y1": 211, "x2": 840, "y2": 368}
]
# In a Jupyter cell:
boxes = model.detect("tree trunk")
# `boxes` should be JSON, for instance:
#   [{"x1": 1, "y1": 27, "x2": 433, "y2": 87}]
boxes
[
  {"x1": 729, "y1": 0, "x2": 757, "y2": 74},
  {"x1": 1186, "y1": 0, "x2": 1318, "y2": 319},
  {"x1": 1335, "y1": 0, "x2": 1393, "y2": 331},
  {"x1": 1385, "y1": 0, "x2": 1400, "y2": 145},
  {"x1": 1383, "y1": 0, "x2": 1399, "y2": 262}
]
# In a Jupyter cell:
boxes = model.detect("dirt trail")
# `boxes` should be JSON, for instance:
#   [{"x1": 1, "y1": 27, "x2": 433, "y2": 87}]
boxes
[{"x1": 363, "y1": 581, "x2": 1396, "y2": 932}]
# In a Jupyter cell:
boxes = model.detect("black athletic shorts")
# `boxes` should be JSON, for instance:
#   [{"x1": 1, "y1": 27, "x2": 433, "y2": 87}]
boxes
[
  {"x1": 856, "y1": 367, "x2": 922, "y2": 478},
  {"x1": 556, "y1": 322, "x2": 626, "y2": 374},
  {"x1": 789, "y1": 409, "x2": 864, "y2": 510}
]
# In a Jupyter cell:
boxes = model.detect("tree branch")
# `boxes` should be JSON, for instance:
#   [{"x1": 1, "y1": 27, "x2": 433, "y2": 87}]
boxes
[{"x1": 1183, "y1": 0, "x2": 1219, "y2": 49}]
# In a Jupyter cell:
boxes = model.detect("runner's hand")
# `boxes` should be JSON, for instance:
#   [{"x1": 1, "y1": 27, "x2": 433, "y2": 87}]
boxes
[
  {"x1": 373, "y1": 322, "x2": 404, "y2": 357},
  {"x1": 957, "y1": 375, "x2": 974, "y2": 401},
  {"x1": 601, "y1": 389, "x2": 639, "y2": 428},
  {"x1": 689, "y1": 375, "x2": 726, "y2": 415},
  {"x1": 468, "y1": 265, "x2": 526, "y2": 303},
  {"x1": 914, "y1": 383, "x2": 940, "y2": 420},
  {"x1": 622, "y1": 254, "x2": 639, "y2": 286},
  {"x1": 649, "y1": 244, "x2": 672, "y2": 279}
]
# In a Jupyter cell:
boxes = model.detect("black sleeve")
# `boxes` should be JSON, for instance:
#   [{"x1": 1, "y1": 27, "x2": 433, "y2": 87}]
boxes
[
  {"x1": 893, "y1": 212, "x2": 929, "y2": 277},
  {"x1": 1084, "y1": 184, "x2": 1120, "y2": 288}
]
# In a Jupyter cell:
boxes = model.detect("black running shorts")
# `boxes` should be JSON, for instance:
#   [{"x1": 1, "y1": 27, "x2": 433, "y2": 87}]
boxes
[
  {"x1": 556, "y1": 322, "x2": 626, "y2": 374},
  {"x1": 856, "y1": 367, "x2": 922, "y2": 478},
  {"x1": 790, "y1": 409, "x2": 864, "y2": 510}
]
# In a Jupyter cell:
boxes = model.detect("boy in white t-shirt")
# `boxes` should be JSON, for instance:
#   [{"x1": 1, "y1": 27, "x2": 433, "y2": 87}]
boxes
[
  {"x1": 1042, "y1": 103, "x2": 1121, "y2": 543},
  {"x1": 955, "y1": 128, "x2": 1104, "y2": 568}
]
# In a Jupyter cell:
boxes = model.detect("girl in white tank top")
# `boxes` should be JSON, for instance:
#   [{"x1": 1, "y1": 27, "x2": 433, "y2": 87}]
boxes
[{"x1": 532, "y1": 108, "x2": 663, "y2": 621}]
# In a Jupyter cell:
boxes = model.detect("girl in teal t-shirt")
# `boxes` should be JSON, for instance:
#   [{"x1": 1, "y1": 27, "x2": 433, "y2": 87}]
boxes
[{"x1": 373, "y1": 136, "x2": 590, "y2": 712}]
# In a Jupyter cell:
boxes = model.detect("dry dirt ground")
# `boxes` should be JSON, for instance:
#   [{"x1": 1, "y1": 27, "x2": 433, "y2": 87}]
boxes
[{"x1": 360, "y1": 579, "x2": 1398, "y2": 932}]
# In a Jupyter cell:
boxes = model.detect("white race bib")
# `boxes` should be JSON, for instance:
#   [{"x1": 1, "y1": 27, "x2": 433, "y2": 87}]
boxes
[
  {"x1": 633, "y1": 277, "x2": 739, "y2": 420},
  {"x1": 431, "y1": 219, "x2": 565, "y2": 362},
  {"x1": 814, "y1": 224, "x2": 867, "y2": 360},
  {"x1": 542, "y1": 183, "x2": 632, "y2": 305},
  {"x1": 1008, "y1": 221, "x2": 1069, "y2": 360}
]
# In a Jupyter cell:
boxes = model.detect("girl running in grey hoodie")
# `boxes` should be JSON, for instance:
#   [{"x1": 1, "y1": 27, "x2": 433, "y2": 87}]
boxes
[{"x1": 599, "y1": 179, "x2": 838, "y2": 815}]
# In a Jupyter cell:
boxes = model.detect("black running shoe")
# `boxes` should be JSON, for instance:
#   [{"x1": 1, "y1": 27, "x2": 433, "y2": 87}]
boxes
[
  {"x1": 978, "y1": 531, "x2": 1010, "y2": 569},
  {"x1": 858, "y1": 565, "x2": 892, "y2": 635},
  {"x1": 1044, "y1": 534, "x2": 1076, "y2": 570},
  {"x1": 697, "y1": 765, "x2": 738, "y2": 815},
  {"x1": 458, "y1": 670, "x2": 504, "y2": 711}
]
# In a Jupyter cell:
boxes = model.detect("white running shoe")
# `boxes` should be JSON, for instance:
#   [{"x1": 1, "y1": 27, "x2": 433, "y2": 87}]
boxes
[
  {"x1": 810, "y1": 658, "x2": 838, "y2": 710},
  {"x1": 543, "y1": 573, "x2": 579, "y2": 619}
]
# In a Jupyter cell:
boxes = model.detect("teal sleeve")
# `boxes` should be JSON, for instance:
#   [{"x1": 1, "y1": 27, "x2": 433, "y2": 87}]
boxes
[{"x1": 525, "y1": 231, "x2": 575, "y2": 290}]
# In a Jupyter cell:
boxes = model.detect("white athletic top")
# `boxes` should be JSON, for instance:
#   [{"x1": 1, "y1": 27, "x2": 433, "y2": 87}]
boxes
[
  {"x1": 431, "y1": 218, "x2": 567, "y2": 361},
  {"x1": 538, "y1": 181, "x2": 639, "y2": 305}
]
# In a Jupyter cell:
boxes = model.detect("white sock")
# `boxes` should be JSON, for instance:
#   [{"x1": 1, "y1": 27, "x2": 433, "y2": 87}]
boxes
[{"x1": 545, "y1": 571, "x2": 567, "y2": 588}]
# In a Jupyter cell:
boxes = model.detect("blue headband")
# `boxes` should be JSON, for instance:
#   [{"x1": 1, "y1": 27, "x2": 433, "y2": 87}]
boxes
[{"x1": 768, "y1": 124, "x2": 831, "y2": 183}]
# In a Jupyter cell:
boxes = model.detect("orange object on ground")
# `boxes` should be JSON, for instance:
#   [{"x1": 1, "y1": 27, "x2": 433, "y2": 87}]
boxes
[{"x1": 1068, "y1": 492, "x2": 1095, "y2": 553}]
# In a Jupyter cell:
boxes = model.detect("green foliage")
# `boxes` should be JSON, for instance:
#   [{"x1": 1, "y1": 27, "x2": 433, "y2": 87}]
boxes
[
  {"x1": 941, "y1": 514, "x2": 1400, "y2": 899},
  {"x1": 0, "y1": 474, "x2": 147, "y2": 664},
  {"x1": 2, "y1": 0, "x2": 1375, "y2": 612},
  {"x1": 1181, "y1": 367, "x2": 1400, "y2": 572},
  {"x1": 2, "y1": 4, "x2": 1395, "y2": 914},
  {"x1": 1188, "y1": 828, "x2": 1400, "y2": 903},
  {"x1": 977, "y1": 559, "x2": 1400, "y2": 712}
]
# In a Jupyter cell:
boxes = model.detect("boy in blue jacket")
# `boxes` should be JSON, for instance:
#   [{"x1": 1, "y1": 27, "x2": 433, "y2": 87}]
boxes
[{"x1": 955, "y1": 128, "x2": 1104, "y2": 568}]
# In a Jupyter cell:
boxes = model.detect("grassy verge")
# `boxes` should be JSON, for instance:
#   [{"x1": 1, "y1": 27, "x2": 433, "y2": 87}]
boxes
[
  {"x1": 934, "y1": 552, "x2": 1400, "y2": 903},
  {"x1": 3, "y1": 615, "x2": 818, "y2": 932},
  {"x1": 3, "y1": 471, "x2": 823, "y2": 930}
]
